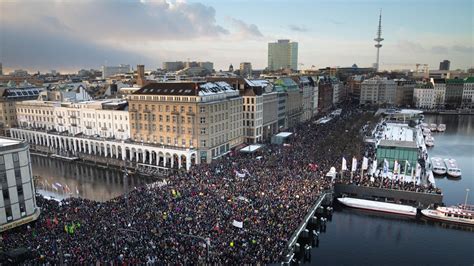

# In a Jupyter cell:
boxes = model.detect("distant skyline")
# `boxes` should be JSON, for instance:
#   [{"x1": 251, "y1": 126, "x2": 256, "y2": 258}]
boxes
[{"x1": 0, "y1": 0, "x2": 472, "y2": 73}]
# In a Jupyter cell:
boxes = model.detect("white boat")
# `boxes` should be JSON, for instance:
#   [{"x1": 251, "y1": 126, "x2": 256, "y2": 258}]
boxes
[
  {"x1": 337, "y1": 197, "x2": 417, "y2": 216},
  {"x1": 421, "y1": 205, "x2": 474, "y2": 226},
  {"x1": 431, "y1": 157, "x2": 446, "y2": 175},
  {"x1": 430, "y1": 123, "x2": 438, "y2": 132},
  {"x1": 437, "y1": 124, "x2": 446, "y2": 132},
  {"x1": 421, "y1": 122, "x2": 428, "y2": 129},
  {"x1": 425, "y1": 134, "x2": 435, "y2": 147},
  {"x1": 422, "y1": 127, "x2": 431, "y2": 137},
  {"x1": 444, "y1": 158, "x2": 462, "y2": 178}
]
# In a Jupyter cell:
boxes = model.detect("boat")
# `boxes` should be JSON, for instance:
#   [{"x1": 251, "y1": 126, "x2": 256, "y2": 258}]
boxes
[
  {"x1": 425, "y1": 134, "x2": 435, "y2": 147},
  {"x1": 421, "y1": 205, "x2": 474, "y2": 226},
  {"x1": 337, "y1": 197, "x2": 417, "y2": 216},
  {"x1": 437, "y1": 124, "x2": 446, "y2": 132},
  {"x1": 430, "y1": 123, "x2": 438, "y2": 132},
  {"x1": 444, "y1": 158, "x2": 462, "y2": 178},
  {"x1": 421, "y1": 122, "x2": 428, "y2": 129},
  {"x1": 422, "y1": 127, "x2": 431, "y2": 137},
  {"x1": 430, "y1": 157, "x2": 446, "y2": 175}
]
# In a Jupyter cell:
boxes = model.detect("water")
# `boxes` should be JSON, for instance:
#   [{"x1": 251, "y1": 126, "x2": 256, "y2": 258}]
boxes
[
  {"x1": 306, "y1": 114, "x2": 474, "y2": 266},
  {"x1": 31, "y1": 155, "x2": 155, "y2": 202}
]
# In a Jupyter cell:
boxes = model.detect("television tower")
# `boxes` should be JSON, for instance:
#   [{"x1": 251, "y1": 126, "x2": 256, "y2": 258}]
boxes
[{"x1": 374, "y1": 9, "x2": 383, "y2": 72}]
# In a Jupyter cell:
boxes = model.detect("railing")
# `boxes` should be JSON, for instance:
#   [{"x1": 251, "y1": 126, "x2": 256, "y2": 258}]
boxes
[{"x1": 286, "y1": 192, "x2": 330, "y2": 249}]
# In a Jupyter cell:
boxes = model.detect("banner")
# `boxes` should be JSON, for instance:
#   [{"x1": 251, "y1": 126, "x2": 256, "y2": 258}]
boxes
[
  {"x1": 232, "y1": 220, "x2": 243, "y2": 229},
  {"x1": 383, "y1": 159, "x2": 389, "y2": 173},
  {"x1": 393, "y1": 160, "x2": 399, "y2": 174},
  {"x1": 342, "y1": 157, "x2": 347, "y2": 171},
  {"x1": 351, "y1": 157, "x2": 357, "y2": 172}
]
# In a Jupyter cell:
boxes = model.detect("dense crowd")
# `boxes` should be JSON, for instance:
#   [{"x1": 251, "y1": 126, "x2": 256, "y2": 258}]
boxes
[{"x1": 1, "y1": 104, "x2": 373, "y2": 264}]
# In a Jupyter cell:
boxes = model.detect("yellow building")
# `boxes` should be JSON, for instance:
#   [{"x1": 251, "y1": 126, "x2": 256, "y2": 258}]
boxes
[{"x1": 128, "y1": 82, "x2": 243, "y2": 164}]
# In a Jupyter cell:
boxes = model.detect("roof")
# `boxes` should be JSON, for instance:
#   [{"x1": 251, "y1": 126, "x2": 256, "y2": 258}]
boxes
[
  {"x1": 445, "y1": 79, "x2": 464, "y2": 84},
  {"x1": 378, "y1": 139, "x2": 417, "y2": 149},
  {"x1": 275, "y1": 132, "x2": 293, "y2": 138},
  {"x1": 464, "y1": 77, "x2": 474, "y2": 83},
  {"x1": 134, "y1": 82, "x2": 199, "y2": 96},
  {"x1": 240, "y1": 144, "x2": 264, "y2": 153}
]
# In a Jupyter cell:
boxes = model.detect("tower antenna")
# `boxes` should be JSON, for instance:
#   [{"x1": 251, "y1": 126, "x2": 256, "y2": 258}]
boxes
[{"x1": 374, "y1": 9, "x2": 384, "y2": 72}]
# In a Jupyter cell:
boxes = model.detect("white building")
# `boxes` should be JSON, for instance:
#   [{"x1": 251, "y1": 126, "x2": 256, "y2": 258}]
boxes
[
  {"x1": 102, "y1": 64, "x2": 131, "y2": 79},
  {"x1": 360, "y1": 77, "x2": 396, "y2": 105},
  {"x1": 430, "y1": 78, "x2": 446, "y2": 108},
  {"x1": 413, "y1": 84, "x2": 435, "y2": 109},
  {"x1": 0, "y1": 138, "x2": 40, "y2": 232},
  {"x1": 462, "y1": 77, "x2": 474, "y2": 108}
]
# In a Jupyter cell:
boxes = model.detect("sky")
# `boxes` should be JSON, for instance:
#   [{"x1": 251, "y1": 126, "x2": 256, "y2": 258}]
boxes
[{"x1": 0, "y1": 0, "x2": 472, "y2": 73}]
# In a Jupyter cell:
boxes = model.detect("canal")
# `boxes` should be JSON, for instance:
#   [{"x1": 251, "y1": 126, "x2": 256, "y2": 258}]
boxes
[
  {"x1": 305, "y1": 114, "x2": 474, "y2": 265},
  {"x1": 32, "y1": 156, "x2": 156, "y2": 202}
]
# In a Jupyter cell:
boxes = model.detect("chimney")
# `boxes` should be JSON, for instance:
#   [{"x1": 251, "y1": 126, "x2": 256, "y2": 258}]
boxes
[{"x1": 137, "y1": 64, "x2": 145, "y2": 87}]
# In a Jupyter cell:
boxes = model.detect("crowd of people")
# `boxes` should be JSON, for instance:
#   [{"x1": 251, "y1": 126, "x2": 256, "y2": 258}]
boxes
[{"x1": 2, "y1": 104, "x2": 373, "y2": 264}]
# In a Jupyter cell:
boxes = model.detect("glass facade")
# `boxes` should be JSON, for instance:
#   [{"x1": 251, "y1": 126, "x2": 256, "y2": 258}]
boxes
[{"x1": 377, "y1": 146, "x2": 418, "y2": 172}]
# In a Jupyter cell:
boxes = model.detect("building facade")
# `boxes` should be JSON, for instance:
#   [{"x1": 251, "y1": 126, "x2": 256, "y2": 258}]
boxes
[
  {"x1": 268, "y1": 39, "x2": 298, "y2": 71},
  {"x1": 439, "y1": 60, "x2": 450, "y2": 71},
  {"x1": 0, "y1": 138, "x2": 39, "y2": 232},
  {"x1": 462, "y1": 77, "x2": 474, "y2": 108},
  {"x1": 359, "y1": 77, "x2": 396, "y2": 105},
  {"x1": 394, "y1": 79, "x2": 415, "y2": 106},
  {"x1": 0, "y1": 87, "x2": 42, "y2": 136},
  {"x1": 275, "y1": 77, "x2": 302, "y2": 128},
  {"x1": 413, "y1": 83, "x2": 435, "y2": 109},
  {"x1": 239, "y1": 62, "x2": 252, "y2": 78},
  {"x1": 128, "y1": 82, "x2": 243, "y2": 164},
  {"x1": 445, "y1": 79, "x2": 464, "y2": 109}
]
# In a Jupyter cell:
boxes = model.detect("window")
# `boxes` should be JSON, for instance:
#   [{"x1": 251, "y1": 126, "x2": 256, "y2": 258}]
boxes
[
  {"x1": 201, "y1": 127, "x2": 206, "y2": 134},
  {"x1": 182, "y1": 139, "x2": 186, "y2": 146},
  {"x1": 12, "y1": 153, "x2": 19, "y2": 162},
  {"x1": 188, "y1": 107, "x2": 193, "y2": 113},
  {"x1": 201, "y1": 140, "x2": 206, "y2": 147},
  {"x1": 200, "y1": 117, "x2": 206, "y2": 124},
  {"x1": 200, "y1": 106, "x2": 206, "y2": 113}
]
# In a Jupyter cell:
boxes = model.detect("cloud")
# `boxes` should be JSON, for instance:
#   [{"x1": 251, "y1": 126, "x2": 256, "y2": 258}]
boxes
[
  {"x1": 452, "y1": 45, "x2": 473, "y2": 54},
  {"x1": 229, "y1": 18, "x2": 263, "y2": 39},
  {"x1": 0, "y1": 0, "x2": 229, "y2": 71},
  {"x1": 431, "y1": 46, "x2": 448, "y2": 54},
  {"x1": 288, "y1": 25, "x2": 308, "y2": 32},
  {"x1": 396, "y1": 40, "x2": 425, "y2": 53},
  {"x1": 328, "y1": 19, "x2": 344, "y2": 25}
]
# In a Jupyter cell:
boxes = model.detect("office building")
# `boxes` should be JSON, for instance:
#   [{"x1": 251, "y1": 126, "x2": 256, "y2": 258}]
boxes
[
  {"x1": 275, "y1": 77, "x2": 302, "y2": 128},
  {"x1": 413, "y1": 83, "x2": 435, "y2": 109},
  {"x1": 439, "y1": 60, "x2": 450, "y2": 71},
  {"x1": 268, "y1": 39, "x2": 298, "y2": 71},
  {"x1": 0, "y1": 138, "x2": 40, "y2": 232},
  {"x1": 394, "y1": 79, "x2": 415, "y2": 106},
  {"x1": 445, "y1": 79, "x2": 464, "y2": 109}
]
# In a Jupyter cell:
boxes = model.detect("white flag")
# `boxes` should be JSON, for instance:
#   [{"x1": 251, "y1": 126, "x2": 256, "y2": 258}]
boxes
[
  {"x1": 351, "y1": 157, "x2": 357, "y2": 172},
  {"x1": 383, "y1": 159, "x2": 389, "y2": 173},
  {"x1": 342, "y1": 157, "x2": 347, "y2": 171},
  {"x1": 362, "y1": 157, "x2": 369, "y2": 170},
  {"x1": 393, "y1": 160, "x2": 399, "y2": 174}
]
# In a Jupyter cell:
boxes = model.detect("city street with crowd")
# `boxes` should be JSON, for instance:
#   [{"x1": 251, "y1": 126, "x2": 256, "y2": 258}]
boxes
[{"x1": 2, "y1": 104, "x2": 377, "y2": 264}]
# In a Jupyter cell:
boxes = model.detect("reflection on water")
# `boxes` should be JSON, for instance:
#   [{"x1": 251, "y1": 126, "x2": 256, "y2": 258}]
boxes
[
  {"x1": 31, "y1": 155, "x2": 156, "y2": 202},
  {"x1": 304, "y1": 114, "x2": 474, "y2": 265}
]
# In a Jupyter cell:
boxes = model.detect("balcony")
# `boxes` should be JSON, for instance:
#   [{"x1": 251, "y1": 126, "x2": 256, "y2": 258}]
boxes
[
  {"x1": 101, "y1": 127, "x2": 107, "y2": 131},
  {"x1": 71, "y1": 123, "x2": 78, "y2": 127},
  {"x1": 118, "y1": 129, "x2": 124, "y2": 132},
  {"x1": 171, "y1": 111, "x2": 180, "y2": 115},
  {"x1": 57, "y1": 115, "x2": 63, "y2": 119},
  {"x1": 70, "y1": 115, "x2": 77, "y2": 119},
  {"x1": 86, "y1": 126, "x2": 92, "y2": 129},
  {"x1": 186, "y1": 112, "x2": 195, "y2": 116}
]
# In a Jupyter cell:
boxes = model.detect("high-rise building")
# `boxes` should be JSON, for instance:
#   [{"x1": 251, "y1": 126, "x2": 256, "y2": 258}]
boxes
[
  {"x1": 0, "y1": 62, "x2": 3, "y2": 76},
  {"x1": 0, "y1": 138, "x2": 40, "y2": 232},
  {"x1": 239, "y1": 62, "x2": 252, "y2": 78},
  {"x1": 163, "y1": 61, "x2": 185, "y2": 72},
  {"x1": 439, "y1": 60, "x2": 450, "y2": 71},
  {"x1": 102, "y1": 64, "x2": 131, "y2": 79},
  {"x1": 268, "y1": 39, "x2": 298, "y2": 71}
]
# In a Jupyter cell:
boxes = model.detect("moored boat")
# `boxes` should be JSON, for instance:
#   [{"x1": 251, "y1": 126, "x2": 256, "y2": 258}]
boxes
[
  {"x1": 422, "y1": 127, "x2": 431, "y2": 137},
  {"x1": 444, "y1": 158, "x2": 462, "y2": 178},
  {"x1": 437, "y1": 124, "x2": 446, "y2": 132},
  {"x1": 337, "y1": 197, "x2": 417, "y2": 216},
  {"x1": 425, "y1": 134, "x2": 435, "y2": 147},
  {"x1": 421, "y1": 205, "x2": 474, "y2": 226},
  {"x1": 431, "y1": 157, "x2": 446, "y2": 175},
  {"x1": 430, "y1": 123, "x2": 438, "y2": 132}
]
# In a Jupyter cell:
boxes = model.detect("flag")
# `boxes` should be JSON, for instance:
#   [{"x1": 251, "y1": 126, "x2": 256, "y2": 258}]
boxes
[
  {"x1": 362, "y1": 157, "x2": 369, "y2": 170},
  {"x1": 55, "y1": 182, "x2": 63, "y2": 188},
  {"x1": 342, "y1": 157, "x2": 347, "y2": 171},
  {"x1": 393, "y1": 160, "x2": 399, "y2": 174},
  {"x1": 52, "y1": 184, "x2": 58, "y2": 191},
  {"x1": 232, "y1": 220, "x2": 243, "y2": 229},
  {"x1": 383, "y1": 159, "x2": 389, "y2": 174},
  {"x1": 351, "y1": 157, "x2": 357, "y2": 172}
]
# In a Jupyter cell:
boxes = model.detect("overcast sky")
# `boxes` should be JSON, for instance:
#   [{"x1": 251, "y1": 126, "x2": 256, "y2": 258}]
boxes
[{"x1": 0, "y1": 0, "x2": 472, "y2": 73}]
